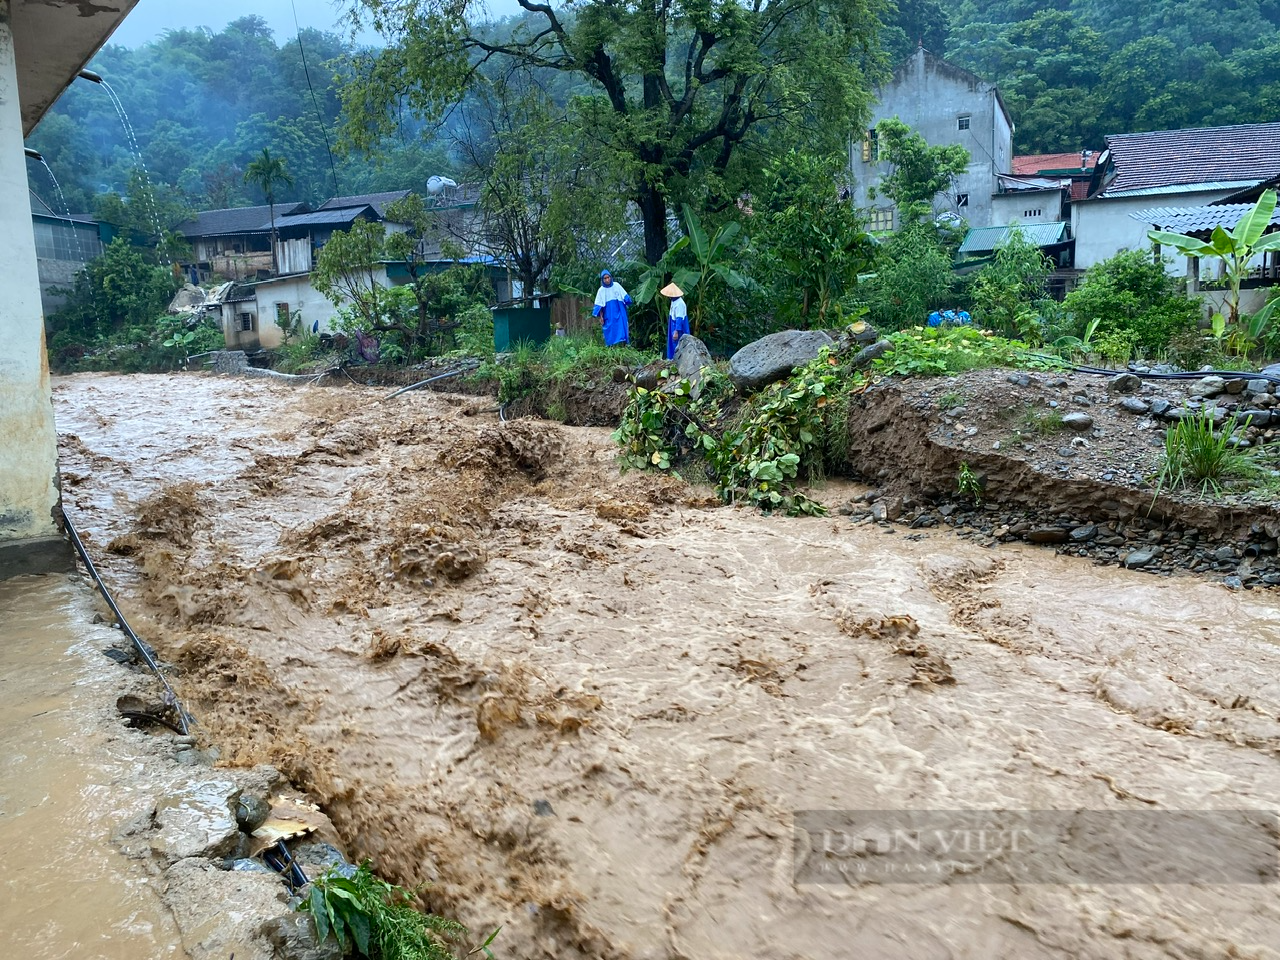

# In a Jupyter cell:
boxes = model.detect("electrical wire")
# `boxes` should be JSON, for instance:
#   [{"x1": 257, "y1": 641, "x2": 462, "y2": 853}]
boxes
[{"x1": 290, "y1": 0, "x2": 341, "y2": 198}]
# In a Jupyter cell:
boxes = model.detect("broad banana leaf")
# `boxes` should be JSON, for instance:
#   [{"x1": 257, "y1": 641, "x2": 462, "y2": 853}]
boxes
[
  {"x1": 1230, "y1": 189, "x2": 1277, "y2": 248},
  {"x1": 1147, "y1": 229, "x2": 1216, "y2": 256}
]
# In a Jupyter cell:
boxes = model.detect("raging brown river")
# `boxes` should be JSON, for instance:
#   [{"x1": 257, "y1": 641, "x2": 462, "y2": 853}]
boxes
[{"x1": 49, "y1": 372, "x2": 1280, "y2": 959}]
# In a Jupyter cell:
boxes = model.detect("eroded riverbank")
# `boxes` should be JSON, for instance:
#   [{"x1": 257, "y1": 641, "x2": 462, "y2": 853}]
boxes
[{"x1": 53, "y1": 371, "x2": 1280, "y2": 959}]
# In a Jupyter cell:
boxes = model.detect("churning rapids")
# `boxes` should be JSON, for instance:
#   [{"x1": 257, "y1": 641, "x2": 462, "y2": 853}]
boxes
[{"x1": 52, "y1": 372, "x2": 1280, "y2": 959}]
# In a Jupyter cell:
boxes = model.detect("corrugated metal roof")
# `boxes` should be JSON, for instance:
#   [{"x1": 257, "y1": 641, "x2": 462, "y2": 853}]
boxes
[
  {"x1": 273, "y1": 205, "x2": 377, "y2": 229},
  {"x1": 1101, "y1": 123, "x2": 1280, "y2": 196},
  {"x1": 319, "y1": 191, "x2": 410, "y2": 218},
  {"x1": 178, "y1": 203, "x2": 307, "y2": 238},
  {"x1": 1097, "y1": 180, "x2": 1259, "y2": 199},
  {"x1": 1131, "y1": 203, "x2": 1280, "y2": 235},
  {"x1": 958, "y1": 221, "x2": 1069, "y2": 255}
]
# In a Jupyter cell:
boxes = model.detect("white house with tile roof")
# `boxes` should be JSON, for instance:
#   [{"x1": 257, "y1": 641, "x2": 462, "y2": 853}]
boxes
[{"x1": 1072, "y1": 123, "x2": 1280, "y2": 271}]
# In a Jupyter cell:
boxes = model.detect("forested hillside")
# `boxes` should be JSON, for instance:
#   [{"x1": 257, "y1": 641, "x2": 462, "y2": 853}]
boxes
[
  {"x1": 24, "y1": 1, "x2": 1280, "y2": 230},
  {"x1": 944, "y1": 0, "x2": 1280, "y2": 151},
  {"x1": 25, "y1": 16, "x2": 450, "y2": 221}
]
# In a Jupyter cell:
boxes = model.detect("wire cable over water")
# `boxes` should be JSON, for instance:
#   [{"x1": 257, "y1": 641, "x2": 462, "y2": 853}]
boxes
[{"x1": 63, "y1": 513, "x2": 193, "y2": 735}]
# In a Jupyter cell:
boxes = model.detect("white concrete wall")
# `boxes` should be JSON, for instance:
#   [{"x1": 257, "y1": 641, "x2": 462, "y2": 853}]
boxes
[
  {"x1": 991, "y1": 190, "x2": 1063, "y2": 228},
  {"x1": 0, "y1": 12, "x2": 60, "y2": 547},
  {"x1": 1072, "y1": 189, "x2": 1231, "y2": 271},
  {"x1": 253, "y1": 272, "x2": 392, "y2": 348}
]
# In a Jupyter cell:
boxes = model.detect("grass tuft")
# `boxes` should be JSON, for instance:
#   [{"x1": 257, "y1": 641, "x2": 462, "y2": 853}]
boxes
[{"x1": 1156, "y1": 411, "x2": 1256, "y2": 496}]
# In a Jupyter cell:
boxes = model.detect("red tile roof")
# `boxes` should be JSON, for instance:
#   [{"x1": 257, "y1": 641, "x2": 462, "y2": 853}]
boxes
[
  {"x1": 1102, "y1": 123, "x2": 1280, "y2": 195},
  {"x1": 1012, "y1": 152, "x2": 1098, "y2": 176}
]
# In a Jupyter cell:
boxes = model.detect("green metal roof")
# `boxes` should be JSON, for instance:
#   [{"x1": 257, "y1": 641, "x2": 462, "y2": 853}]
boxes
[{"x1": 958, "y1": 222, "x2": 1069, "y2": 255}]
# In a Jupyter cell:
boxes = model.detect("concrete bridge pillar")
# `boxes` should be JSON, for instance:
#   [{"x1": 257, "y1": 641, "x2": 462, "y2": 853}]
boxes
[{"x1": 0, "y1": 2, "x2": 65, "y2": 575}]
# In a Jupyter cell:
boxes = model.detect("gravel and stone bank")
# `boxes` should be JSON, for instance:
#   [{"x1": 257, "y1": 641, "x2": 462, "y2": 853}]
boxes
[{"x1": 841, "y1": 368, "x2": 1280, "y2": 588}]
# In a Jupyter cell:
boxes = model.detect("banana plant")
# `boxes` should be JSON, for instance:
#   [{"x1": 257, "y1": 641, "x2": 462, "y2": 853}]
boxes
[
  {"x1": 1148, "y1": 189, "x2": 1280, "y2": 333},
  {"x1": 632, "y1": 204, "x2": 753, "y2": 336}
]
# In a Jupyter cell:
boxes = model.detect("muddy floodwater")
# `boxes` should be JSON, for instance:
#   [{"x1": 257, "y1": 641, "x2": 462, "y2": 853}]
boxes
[
  {"x1": 53, "y1": 372, "x2": 1280, "y2": 959},
  {"x1": 0, "y1": 574, "x2": 187, "y2": 960}
]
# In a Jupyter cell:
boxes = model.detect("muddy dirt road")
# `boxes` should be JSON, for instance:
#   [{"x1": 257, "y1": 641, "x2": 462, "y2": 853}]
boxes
[{"x1": 54, "y1": 372, "x2": 1280, "y2": 959}]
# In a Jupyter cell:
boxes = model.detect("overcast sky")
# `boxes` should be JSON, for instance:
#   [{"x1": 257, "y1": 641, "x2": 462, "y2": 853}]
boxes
[{"x1": 107, "y1": 0, "x2": 529, "y2": 48}]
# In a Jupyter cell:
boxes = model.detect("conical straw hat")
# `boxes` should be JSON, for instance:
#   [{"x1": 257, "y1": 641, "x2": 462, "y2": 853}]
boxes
[{"x1": 660, "y1": 282, "x2": 684, "y2": 298}]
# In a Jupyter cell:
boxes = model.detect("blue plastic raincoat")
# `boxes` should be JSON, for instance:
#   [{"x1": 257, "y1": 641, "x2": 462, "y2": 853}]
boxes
[
  {"x1": 593, "y1": 270, "x2": 632, "y2": 346},
  {"x1": 666, "y1": 296, "x2": 690, "y2": 360}
]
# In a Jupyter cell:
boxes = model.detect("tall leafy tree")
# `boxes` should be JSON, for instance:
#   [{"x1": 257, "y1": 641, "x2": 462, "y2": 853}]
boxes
[
  {"x1": 339, "y1": 0, "x2": 885, "y2": 265},
  {"x1": 872, "y1": 117, "x2": 970, "y2": 219},
  {"x1": 243, "y1": 148, "x2": 294, "y2": 273}
]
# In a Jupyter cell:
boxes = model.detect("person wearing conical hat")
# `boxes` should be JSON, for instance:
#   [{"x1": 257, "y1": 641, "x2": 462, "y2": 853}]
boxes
[
  {"x1": 593, "y1": 268, "x2": 632, "y2": 346},
  {"x1": 662, "y1": 281, "x2": 689, "y2": 360}
]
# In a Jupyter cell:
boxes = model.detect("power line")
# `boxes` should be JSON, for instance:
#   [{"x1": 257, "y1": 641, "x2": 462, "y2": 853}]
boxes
[{"x1": 291, "y1": 0, "x2": 341, "y2": 198}]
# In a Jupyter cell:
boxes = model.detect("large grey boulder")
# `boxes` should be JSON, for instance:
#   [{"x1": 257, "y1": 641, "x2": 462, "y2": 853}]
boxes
[
  {"x1": 675, "y1": 334, "x2": 713, "y2": 380},
  {"x1": 729, "y1": 329, "x2": 834, "y2": 392}
]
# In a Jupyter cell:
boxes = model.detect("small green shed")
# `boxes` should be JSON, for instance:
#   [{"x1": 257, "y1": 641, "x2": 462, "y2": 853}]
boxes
[{"x1": 492, "y1": 305, "x2": 551, "y2": 352}]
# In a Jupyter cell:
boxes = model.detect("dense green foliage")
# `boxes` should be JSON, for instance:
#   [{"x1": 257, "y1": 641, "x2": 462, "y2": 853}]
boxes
[
  {"x1": 752, "y1": 151, "x2": 876, "y2": 327},
  {"x1": 613, "y1": 354, "x2": 836, "y2": 515},
  {"x1": 873, "y1": 326, "x2": 1064, "y2": 377},
  {"x1": 945, "y1": 0, "x2": 1280, "y2": 152},
  {"x1": 969, "y1": 230, "x2": 1051, "y2": 342},
  {"x1": 25, "y1": 17, "x2": 453, "y2": 218},
  {"x1": 301, "y1": 861, "x2": 495, "y2": 960},
  {"x1": 1060, "y1": 250, "x2": 1202, "y2": 354},
  {"x1": 859, "y1": 224, "x2": 960, "y2": 331},
  {"x1": 478, "y1": 335, "x2": 651, "y2": 406},
  {"x1": 871, "y1": 117, "x2": 971, "y2": 219},
  {"x1": 342, "y1": 0, "x2": 884, "y2": 266}
]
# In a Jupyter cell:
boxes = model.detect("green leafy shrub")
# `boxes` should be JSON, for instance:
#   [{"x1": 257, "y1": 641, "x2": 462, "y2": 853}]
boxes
[
  {"x1": 479, "y1": 335, "x2": 649, "y2": 405},
  {"x1": 968, "y1": 228, "x2": 1052, "y2": 342},
  {"x1": 873, "y1": 326, "x2": 1064, "y2": 378},
  {"x1": 301, "y1": 861, "x2": 495, "y2": 960},
  {"x1": 1062, "y1": 250, "x2": 1201, "y2": 354},
  {"x1": 613, "y1": 351, "x2": 843, "y2": 515},
  {"x1": 860, "y1": 224, "x2": 959, "y2": 332}
]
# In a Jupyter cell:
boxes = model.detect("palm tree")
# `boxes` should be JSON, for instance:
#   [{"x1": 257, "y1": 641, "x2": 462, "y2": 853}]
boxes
[{"x1": 243, "y1": 148, "x2": 294, "y2": 274}]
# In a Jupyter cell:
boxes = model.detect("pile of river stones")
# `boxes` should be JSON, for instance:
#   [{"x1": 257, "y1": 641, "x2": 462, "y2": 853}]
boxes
[{"x1": 842, "y1": 488, "x2": 1280, "y2": 589}]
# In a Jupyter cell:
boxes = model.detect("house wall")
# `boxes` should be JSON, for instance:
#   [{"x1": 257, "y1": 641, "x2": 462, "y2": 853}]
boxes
[
  {"x1": 220, "y1": 301, "x2": 260, "y2": 350},
  {"x1": 276, "y1": 238, "x2": 311, "y2": 276},
  {"x1": 208, "y1": 251, "x2": 271, "y2": 281},
  {"x1": 0, "y1": 13, "x2": 62, "y2": 557},
  {"x1": 990, "y1": 190, "x2": 1064, "y2": 227},
  {"x1": 850, "y1": 48, "x2": 1012, "y2": 230},
  {"x1": 1072, "y1": 189, "x2": 1232, "y2": 271},
  {"x1": 193, "y1": 234, "x2": 270, "y2": 261},
  {"x1": 252, "y1": 271, "x2": 393, "y2": 348}
]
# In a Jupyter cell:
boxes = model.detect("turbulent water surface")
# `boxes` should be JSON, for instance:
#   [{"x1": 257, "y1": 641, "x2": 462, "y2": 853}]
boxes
[{"x1": 52, "y1": 371, "x2": 1280, "y2": 960}]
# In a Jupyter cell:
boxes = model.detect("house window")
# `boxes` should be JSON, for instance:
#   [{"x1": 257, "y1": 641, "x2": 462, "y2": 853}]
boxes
[
  {"x1": 869, "y1": 207, "x2": 895, "y2": 232},
  {"x1": 1023, "y1": 208, "x2": 1042, "y2": 218},
  {"x1": 862, "y1": 126, "x2": 878, "y2": 162},
  {"x1": 956, "y1": 193, "x2": 970, "y2": 208},
  {"x1": 958, "y1": 116, "x2": 971, "y2": 131},
  {"x1": 239, "y1": 312, "x2": 254, "y2": 332},
  {"x1": 276, "y1": 302, "x2": 291, "y2": 327}
]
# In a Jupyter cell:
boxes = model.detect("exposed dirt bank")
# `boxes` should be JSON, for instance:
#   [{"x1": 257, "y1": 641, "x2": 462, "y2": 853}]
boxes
[
  {"x1": 54, "y1": 372, "x2": 1280, "y2": 960},
  {"x1": 843, "y1": 371, "x2": 1280, "y2": 585}
]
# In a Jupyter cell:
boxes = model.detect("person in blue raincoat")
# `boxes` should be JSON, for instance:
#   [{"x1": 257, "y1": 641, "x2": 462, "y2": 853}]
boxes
[
  {"x1": 662, "y1": 282, "x2": 690, "y2": 360},
  {"x1": 593, "y1": 269, "x2": 632, "y2": 346}
]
